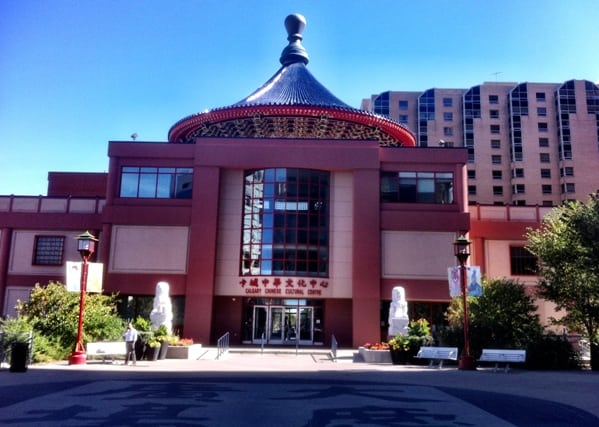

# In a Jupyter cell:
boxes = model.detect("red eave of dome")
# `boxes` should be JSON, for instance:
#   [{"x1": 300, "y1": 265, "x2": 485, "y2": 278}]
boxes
[{"x1": 168, "y1": 104, "x2": 416, "y2": 146}]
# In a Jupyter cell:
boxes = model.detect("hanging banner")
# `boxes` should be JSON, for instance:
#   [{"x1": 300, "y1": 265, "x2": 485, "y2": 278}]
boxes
[
  {"x1": 66, "y1": 261, "x2": 104, "y2": 293},
  {"x1": 447, "y1": 266, "x2": 482, "y2": 297}
]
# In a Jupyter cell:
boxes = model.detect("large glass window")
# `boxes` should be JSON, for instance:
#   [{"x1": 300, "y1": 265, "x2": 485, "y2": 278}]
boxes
[
  {"x1": 373, "y1": 92, "x2": 390, "y2": 117},
  {"x1": 381, "y1": 172, "x2": 454, "y2": 204},
  {"x1": 242, "y1": 168, "x2": 329, "y2": 277},
  {"x1": 510, "y1": 246, "x2": 537, "y2": 275},
  {"x1": 119, "y1": 167, "x2": 193, "y2": 199},
  {"x1": 33, "y1": 235, "x2": 65, "y2": 265}
]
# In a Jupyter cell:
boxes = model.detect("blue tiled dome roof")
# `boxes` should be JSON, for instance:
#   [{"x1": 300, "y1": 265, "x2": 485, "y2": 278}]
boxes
[
  {"x1": 234, "y1": 62, "x2": 352, "y2": 109},
  {"x1": 168, "y1": 14, "x2": 415, "y2": 147}
]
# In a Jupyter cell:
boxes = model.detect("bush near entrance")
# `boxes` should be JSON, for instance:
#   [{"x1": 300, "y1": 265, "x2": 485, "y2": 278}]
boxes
[
  {"x1": 10, "y1": 281, "x2": 125, "y2": 362},
  {"x1": 441, "y1": 278, "x2": 581, "y2": 370}
]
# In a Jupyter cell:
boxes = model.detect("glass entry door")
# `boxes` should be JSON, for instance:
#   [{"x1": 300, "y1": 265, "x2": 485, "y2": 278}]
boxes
[{"x1": 252, "y1": 305, "x2": 313, "y2": 345}]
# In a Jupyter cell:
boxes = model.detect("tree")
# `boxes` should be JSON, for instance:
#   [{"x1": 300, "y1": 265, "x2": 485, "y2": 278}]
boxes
[
  {"x1": 443, "y1": 277, "x2": 543, "y2": 356},
  {"x1": 16, "y1": 281, "x2": 126, "y2": 360},
  {"x1": 526, "y1": 193, "x2": 599, "y2": 344}
]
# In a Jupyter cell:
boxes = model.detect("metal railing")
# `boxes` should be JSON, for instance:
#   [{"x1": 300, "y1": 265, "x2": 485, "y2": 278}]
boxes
[{"x1": 216, "y1": 332, "x2": 229, "y2": 360}]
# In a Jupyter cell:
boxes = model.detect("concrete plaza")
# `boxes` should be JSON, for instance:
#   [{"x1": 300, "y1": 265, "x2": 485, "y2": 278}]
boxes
[{"x1": 0, "y1": 348, "x2": 597, "y2": 426}]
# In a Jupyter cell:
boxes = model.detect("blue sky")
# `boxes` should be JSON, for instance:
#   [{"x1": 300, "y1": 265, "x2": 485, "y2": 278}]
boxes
[{"x1": 1, "y1": 0, "x2": 598, "y2": 195}]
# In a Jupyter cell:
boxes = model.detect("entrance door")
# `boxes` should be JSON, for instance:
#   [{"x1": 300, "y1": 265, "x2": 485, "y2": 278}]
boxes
[
  {"x1": 269, "y1": 306, "x2": 284, "y2": 343},
  {"x1": 252, "y1": 304, "x2": 313, "y2": 345}
]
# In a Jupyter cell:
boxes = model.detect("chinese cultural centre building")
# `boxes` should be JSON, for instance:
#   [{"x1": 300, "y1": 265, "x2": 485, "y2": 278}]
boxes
[{"x1": 0, "y1": 14, "x2": 554, "y2": 347}]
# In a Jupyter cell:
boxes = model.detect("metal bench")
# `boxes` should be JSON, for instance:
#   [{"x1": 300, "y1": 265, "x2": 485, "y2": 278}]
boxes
[
  {"x1": 87, "y1": 341, "x2": 126, "y2": 363},
  {"x1": 479, "y1": 349, "x2": 526, "y2": 372},
  {"x1": 415, "y1": 346, "x2": 458, "y2": 368}
]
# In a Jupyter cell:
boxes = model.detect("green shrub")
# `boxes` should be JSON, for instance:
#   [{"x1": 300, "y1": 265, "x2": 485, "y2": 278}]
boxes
[
  {"x1": 441, "y1": 278, "x2": 543, "y2": 358},
  {"x1": 526, "y1": 334, "x2": 581, "y2": 370},
  {"x1": 14, "y1": 281, "x2": 126, "y2": 361}
]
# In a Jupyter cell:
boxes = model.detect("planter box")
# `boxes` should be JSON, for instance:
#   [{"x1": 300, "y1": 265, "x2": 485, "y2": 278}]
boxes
[
  {"x1": 358, "y1": 347, "x2": 391, "y2": 363},
  {"x1": 166, "y1": 344, "x2": 203, "y2": 360}
]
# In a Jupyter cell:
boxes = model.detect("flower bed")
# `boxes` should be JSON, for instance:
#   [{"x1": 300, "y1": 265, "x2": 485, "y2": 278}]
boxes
[
  {"x1": 166, "y1": 344, "x2": 203, "y2": 360},
  {"x1": 359, "y1": 343, "x2": 391, "y2": 363}
]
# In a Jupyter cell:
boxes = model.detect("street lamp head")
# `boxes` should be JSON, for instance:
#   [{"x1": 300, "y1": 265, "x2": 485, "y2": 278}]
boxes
[
  {"x1": 76, "y1": 231, "x2": 98, "y2": 259},
  {"x1": 453, "y1": 235, "x2": 471, "y2": 264}
]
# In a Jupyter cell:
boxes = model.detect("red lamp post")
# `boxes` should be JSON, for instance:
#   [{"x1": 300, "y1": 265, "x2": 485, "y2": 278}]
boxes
[
  {"x1": 454, "y1": 235, "x2": 476, "y2": 370},
  {"x1": 68, "y1": 231, "x2": 98, "y2": 365}
]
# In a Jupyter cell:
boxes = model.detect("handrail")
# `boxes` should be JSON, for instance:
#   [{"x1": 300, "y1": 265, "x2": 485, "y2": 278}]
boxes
[
  {"x1": 331, "y1": 334, "x2": 338, "y2": 362},
  {"x1": 216, "y1": 332, "x2": 229, "y2": 360}
]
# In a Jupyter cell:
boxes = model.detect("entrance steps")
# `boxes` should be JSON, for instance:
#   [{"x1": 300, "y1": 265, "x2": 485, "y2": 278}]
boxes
[{"x1": 198, "y1": 346, "x2": 356, "y2": 362}]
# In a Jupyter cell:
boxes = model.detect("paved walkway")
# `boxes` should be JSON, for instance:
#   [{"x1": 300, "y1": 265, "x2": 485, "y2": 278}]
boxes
[{"x1": 1, "y1": 348, "x2": 598, "y2": 426}]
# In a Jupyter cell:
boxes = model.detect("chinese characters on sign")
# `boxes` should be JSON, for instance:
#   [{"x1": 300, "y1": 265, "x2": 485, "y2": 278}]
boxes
[{"x1": 239, "y1": 277, "x2": 329, "y2": 297}]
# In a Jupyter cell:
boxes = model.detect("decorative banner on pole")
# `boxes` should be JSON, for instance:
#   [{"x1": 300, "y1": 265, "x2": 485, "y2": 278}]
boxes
[
  {"x1": 447, "y1": 266, "x2": 482, "y2": 297},
  {"x1": 66, "y1": 261, "x2": 104, "y2": 293}
]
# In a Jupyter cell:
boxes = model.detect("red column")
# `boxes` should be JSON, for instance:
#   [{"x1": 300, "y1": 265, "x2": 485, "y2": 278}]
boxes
[
  {"x1": 183, "y1": 165, "x2": 220, "y2": 344},
  {"x1": 351, "y1": 168, "x2": 381, "y2": 347}
]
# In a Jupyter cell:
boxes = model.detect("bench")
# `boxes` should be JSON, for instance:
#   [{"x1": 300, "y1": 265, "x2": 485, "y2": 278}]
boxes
[
  {"x1": 479, "y1": 349, "x2": 526, "y2": 372},
  {"x1": 415, "y1": 346, "x2": 458, "y2": 368},
  {"x1": 87, "y1": 341, "x2": 127, "y2": 363}
]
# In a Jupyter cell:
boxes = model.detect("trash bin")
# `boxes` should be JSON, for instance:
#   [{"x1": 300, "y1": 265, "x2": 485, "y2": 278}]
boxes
[
  {"x1": 591, "y1": 343, "x2": 599, "y2": 372},
  {"x1": 10, "y1": 341, "x2": 29, "y2": 373}
]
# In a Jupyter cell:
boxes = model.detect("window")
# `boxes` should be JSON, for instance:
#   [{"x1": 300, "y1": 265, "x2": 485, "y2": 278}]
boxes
[
  {"x1": 399, "y1": 100, "x2": 409, "y2": 110},
  {"x1": 563, "y1": 183, "x2": 576, "y2": 193},
  {"x1": 242, "y1": 168, "x2": 330, "y2": 277},
  {"x1": 443, "y1": 112, "x2": 453, "y2": 121},
  {"x1": 512, "y1": 168, "x2": 524, "y2": 178},
  {"x1": 492, "y1": 186, "x2": 503, "y2": 196},
  {"x1": 510, "y1": 246, "x2": 537, "y2": 275},
  {"x1": 542, "y1": 184, "x2": 552, "y2": 194},
  {"x1": 120, "y1": 167, "x2": 193, "y2": 199},
  {"x1": 540, "y1": 169, "x2": 551, "y2": 179},
  {"x1": 381, "y1": 171, "x2": 454, "y2": 204},
  {"x1": 490, "y1": 109, "x2": 499, "y2": 119},
  {"x1": 443, "y1": 97, "x2": 453, "y2": 107},
  {"x1": 489, "y1": 95, "x2": 499, "y2": 104},
  {"x1": 467, "y1": 170, "x2": 476, "y2": 179},
  {"x1": 539, "y1": 137, "x2": 549, "y2": 147},
  {"x1": 443, "y1": 127, "x2": 453, "y2": 136},
  {"x1": 540, "y1": 153, "x2": 550, "y2": 163},
  {"x1": 33, "y1": 235, "x2": 65, "y2": 266},
  {"x1": 373, "y1": 92, "x2": 390, "y2": 116},
  {"x1": 398, "y1": 114, "x2": 408, "y2": 124},
  {"x1": 560, "y1": 167, "x2": 574, "y2": 177},
  {"x1": 537, "y1": 107, "x2": 547, "y2": 116},
  {"x1": 490, "y1": 124, "x2": 500, "y2": 134},
  {"x1": 490, "y1": 139, "x2": 501, "y2": 149},
  {"x1": 492, "y1": 170, "x2": 502, "y2": 180},
  {"x1": 538, "y1": 122, "x2": 548, "y2": 132},
  {"x1": 492, "y1": 155, "x2": 502, "y2": 164},
  {"x1": 468, "y1": 185, "x2": 477, "y2": 195},
  {"x1": 536, "y1": 92, "x2": 546, "y2": 102},
  {"x1": 513, "y1": 184, "x2": 525, "y2": 194}
]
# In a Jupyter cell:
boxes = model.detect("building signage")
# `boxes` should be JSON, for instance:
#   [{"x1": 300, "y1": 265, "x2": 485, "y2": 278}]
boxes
[
  {"x1": 66, "y1": 261, "x2": 104, "y2": 293},
  {"x1": 238, "y1": 277, "x2": 329, "y2": 297}
]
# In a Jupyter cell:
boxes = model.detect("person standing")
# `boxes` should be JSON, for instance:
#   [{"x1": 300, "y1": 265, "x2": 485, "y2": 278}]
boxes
[{"x1": 123, "y1": 323, "x2": 138, "y2": 365}]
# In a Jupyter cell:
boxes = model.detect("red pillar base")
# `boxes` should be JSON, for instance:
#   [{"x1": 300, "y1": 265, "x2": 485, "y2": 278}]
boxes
[
  {"x1": 458, "y1": 355, "x2": 477, "y2": 370},
  {"x1": 68, "y1": 351, "x2": 87, "y2": 365}
]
